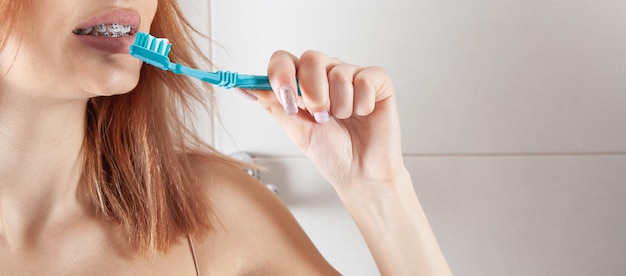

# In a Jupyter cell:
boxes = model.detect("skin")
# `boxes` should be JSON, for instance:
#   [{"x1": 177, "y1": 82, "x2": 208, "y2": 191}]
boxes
[{"x1": 0, "y1": 0, "x2": 452, "y2": 275}]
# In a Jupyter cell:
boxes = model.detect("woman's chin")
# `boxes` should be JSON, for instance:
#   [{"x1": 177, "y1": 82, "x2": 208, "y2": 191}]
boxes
[
  {"x1": 83, "y1": 72, "x2": 141, "y2": 97},
  {"x1": 73, "y1": 55, "x2": 145, "y2": 97}
]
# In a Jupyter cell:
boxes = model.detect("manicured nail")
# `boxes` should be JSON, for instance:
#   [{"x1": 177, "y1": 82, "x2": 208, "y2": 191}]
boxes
[
  {"x1": 314, "y1": 111, "x2": 330, "y2": 124},
  {"x1": 232, "y1": 88, "x2": 258, "y2": 101},
  {"x1": 279, "y1": 86, "x2": 298, "y2": 115}
]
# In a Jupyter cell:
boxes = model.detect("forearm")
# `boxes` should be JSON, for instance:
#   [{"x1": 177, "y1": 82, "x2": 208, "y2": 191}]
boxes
[{"x1": 336, "y1": 169, "x2": 452, "y2": 276}]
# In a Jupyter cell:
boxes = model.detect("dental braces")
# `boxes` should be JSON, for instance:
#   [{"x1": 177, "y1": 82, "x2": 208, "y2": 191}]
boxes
[{"x1": 73, "y1": 24, "x2": 133, "y2": 37}]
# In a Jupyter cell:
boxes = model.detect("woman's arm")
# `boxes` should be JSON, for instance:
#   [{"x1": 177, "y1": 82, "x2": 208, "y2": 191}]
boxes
[
  {"x1": 337, "y1": 169, "x2": 452, "y2": 275},
  {"x1": 244, "y1": 50, "x2": 452, "y2": 275}
]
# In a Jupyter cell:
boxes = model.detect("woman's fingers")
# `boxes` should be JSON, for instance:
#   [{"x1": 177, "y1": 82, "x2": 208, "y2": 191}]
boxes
[
  {"x1": 328, "y1": 63, "x2": 357, "y2": 119},
  {"x1": 296, "y1": 50, "x2": 337, "y2": 123},
  {"x1": 353, "y1": 66, "x2": 394, "y2": 116},
  {"x1": 261, "y1": 50, "x2": 393, "y2": 123},
  {"x1": 267, "y1": 50, "x2": 300, "y2": 116}
]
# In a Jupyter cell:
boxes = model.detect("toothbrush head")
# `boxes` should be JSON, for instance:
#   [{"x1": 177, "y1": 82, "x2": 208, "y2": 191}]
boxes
[{"x1": 129, "y1": 32, "x2": 172, "y2": 70}]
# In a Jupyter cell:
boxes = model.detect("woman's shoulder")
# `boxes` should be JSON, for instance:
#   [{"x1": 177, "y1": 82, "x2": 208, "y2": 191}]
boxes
[
  {"x1": 186, "y1": 152, "x2": 257, "y2": 195},
  {"x1": 185, "y1": 153, "x2": 338, "y2": 275}
]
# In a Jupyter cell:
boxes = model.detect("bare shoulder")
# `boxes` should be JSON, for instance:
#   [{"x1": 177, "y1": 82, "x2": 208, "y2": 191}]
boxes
[{"x1": 187, "y1": 154, "x2": 339, "y2": 275}]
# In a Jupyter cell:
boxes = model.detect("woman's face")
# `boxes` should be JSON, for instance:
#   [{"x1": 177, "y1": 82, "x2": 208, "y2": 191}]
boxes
[{"x1": 0, "y1": 0, "x2": 158, "y2": 99}]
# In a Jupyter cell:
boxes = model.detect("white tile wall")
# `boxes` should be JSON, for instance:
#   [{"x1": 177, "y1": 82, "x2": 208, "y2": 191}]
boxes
[
  {"x1": 408, "y1": 155, "x2": 626, "y2": 276},
  {"x1": 211, "y1": 0, "x2": 626, "y2": 156},
  {"x1": 179, "y1": 0, "x2": 626, "y2": 275}
]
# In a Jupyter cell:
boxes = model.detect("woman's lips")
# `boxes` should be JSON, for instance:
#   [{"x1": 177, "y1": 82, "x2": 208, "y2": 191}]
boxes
[
  {"x1": 74, "y1": 34, "x2": 136, "y2": 54},
  {"x1": 73, "y1": 8, "x2": 141, "y2": 54},
  {"x1": 74, "y1": 8, "x2": 140, "y2": 31}
]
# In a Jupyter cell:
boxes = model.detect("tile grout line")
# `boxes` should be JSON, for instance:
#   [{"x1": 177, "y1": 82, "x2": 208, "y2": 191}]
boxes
[
  {"x1": 251, "y1": 152, "x2": 626, "y2": 159},
  {"x1": 403, "y1": 152, "x2": 626, "y2": 158}
]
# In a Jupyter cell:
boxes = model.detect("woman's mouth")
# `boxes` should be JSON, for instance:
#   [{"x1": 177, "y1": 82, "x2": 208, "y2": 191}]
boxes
[
  {"x1": 72, "y1": 24, "x2": 135, "y2": 38},
  {"x1": 72, "y1": 8, "x2": 141, "y2": 54}
]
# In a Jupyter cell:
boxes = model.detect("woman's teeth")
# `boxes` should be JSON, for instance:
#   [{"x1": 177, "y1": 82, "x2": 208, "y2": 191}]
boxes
[{"x1": 72, "y1": 24, "x2": 133, "y2": 37}]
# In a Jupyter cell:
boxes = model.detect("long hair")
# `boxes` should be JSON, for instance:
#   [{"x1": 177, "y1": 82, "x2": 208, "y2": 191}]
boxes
[
  {"x1": 0, "y1": 0, "x2": 26, "y2": 52},
  {"x1": 1, "y1": 0, "x2": 238, "y2": 253}
]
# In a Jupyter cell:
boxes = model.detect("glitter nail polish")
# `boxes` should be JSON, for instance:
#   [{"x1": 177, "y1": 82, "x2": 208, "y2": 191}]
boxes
[{"x1": 279, "y1": 86, "x2": 298, "y2": 115}]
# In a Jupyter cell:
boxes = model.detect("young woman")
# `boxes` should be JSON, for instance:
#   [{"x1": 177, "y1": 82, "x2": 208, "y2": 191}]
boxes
[{"x1": 0, "y1": 0, "x2": 451, "y2": 275}]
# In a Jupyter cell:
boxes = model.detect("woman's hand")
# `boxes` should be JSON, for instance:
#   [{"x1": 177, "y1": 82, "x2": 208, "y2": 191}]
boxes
[
  {"x1": 244, "y1": 50, "x2": 452, "y2": 275},
  {"x1": 244, "y1": 50, "x2": 408, "y2": 192}
]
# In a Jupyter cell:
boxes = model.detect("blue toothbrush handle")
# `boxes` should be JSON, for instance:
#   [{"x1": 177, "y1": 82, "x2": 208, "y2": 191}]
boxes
[
  {"x1": 167, "y1": 63, "x2": 300, "y2": 95},
  {"x1": 235, "y1": 74, "x2": 302, "y2": 96},
  {"x1": 235, "y1": 75, "x2": 273, "y2": 90}
]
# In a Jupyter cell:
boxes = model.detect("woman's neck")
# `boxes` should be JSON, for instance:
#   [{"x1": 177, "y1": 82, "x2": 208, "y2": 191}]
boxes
[{"x1": 0, "y1": 91, "x2": 89, "y2": 249}]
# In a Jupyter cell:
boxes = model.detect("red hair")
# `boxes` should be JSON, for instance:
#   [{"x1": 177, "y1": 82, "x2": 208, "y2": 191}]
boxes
[
  {"x1": 1, "y1": 0, "x2": 239, "y2": 253},
  {"x1": 0, "y1": 0, "x2": 26, "y2": 52}
]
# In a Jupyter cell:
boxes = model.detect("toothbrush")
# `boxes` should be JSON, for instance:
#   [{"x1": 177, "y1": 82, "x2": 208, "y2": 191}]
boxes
[{"x1": 129, "y1": 32, "x2": 298, "y2": 93}]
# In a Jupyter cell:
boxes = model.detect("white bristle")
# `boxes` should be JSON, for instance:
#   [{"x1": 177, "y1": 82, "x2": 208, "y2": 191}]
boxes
[
  {"x1": 146, "y1": 36, "x2": 154, "y2": 50},
  {"x1": 134, "y1": 33, "x2": 171, "y2": 57}
]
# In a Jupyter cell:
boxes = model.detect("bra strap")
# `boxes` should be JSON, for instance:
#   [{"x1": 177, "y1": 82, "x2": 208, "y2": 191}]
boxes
[{"x1": 187, "y1": 235, "x2": 200, "y2": 276}]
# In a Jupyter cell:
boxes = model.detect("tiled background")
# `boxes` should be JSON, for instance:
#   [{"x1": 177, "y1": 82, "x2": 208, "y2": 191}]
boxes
[{"x1": 182, "y1": 1, "x2": 626, "y2": 275}]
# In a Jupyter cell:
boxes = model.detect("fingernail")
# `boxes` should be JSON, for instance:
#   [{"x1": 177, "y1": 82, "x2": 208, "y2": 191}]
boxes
[
  {"x1": 279, "y1": 86, "x2": 298, "y2": 115},
  {"x1": 232, "y1": 88, "x2": 258, "y2": 101},
  {"x1": 314, "y1": 111, "x2": 330, "y2": 124}
]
